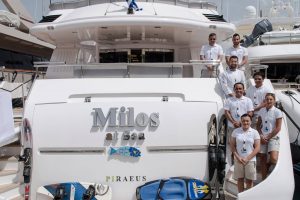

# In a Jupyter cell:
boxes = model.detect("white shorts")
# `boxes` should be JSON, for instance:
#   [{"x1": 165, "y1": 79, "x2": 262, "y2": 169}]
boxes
[
  {"x1": 260, "y1": 136, "x2": 280, "y2": 154},
  {"x1": 234, "y1": 160, "x2": 257, "y2": 180}
]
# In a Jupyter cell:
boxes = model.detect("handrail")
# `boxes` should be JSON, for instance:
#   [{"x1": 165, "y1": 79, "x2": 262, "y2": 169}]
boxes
[
  {"x1": 272, "y1": 82, "x2": 300, "y2": 89},
  {"x1": 33, "y1": 60, "x2": 221, "y2": 78},
  {"x1": 0, "y1": 79, "x2": 34, "y2": 93},
  {"x1": 33, "y1": 60, "x2": 221, "y2": 68},
  {"x1": 249, "y1": 64, "x2": 268, "y2": 78},
  {"x1": 277, "y1": 102, "x2": 300, "y2": 133},
  {"x1": 0, "y1": 66, "x2": 44, "y2": 106},
  {"x1": 0, "y1": 68, "x2": 46, "y2": 75}
]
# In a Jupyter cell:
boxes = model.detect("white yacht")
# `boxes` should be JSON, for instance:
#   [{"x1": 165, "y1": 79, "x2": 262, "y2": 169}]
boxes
[{"x1": 0, "y1": 0, "x2": 295, "y2": 199}]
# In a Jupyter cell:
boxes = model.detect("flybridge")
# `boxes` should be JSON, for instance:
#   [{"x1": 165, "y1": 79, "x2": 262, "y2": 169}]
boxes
[{"x1": 92, "y1": 107, "x2": 160, "y2": 128}]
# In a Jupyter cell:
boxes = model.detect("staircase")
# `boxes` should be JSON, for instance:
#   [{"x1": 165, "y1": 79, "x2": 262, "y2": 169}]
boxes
[
  {"x1": 0, "y1": 105, "x2": 24, "y2": 200},
  {"x1": 223, "y1": 162, "x2": 264, "y2": 200},
  {"x1": 223, "y1": 166, "x2": 238, "y2": 199},
  {"x1": 0, "y1": 142, "x2": 23, "y2": 200}
]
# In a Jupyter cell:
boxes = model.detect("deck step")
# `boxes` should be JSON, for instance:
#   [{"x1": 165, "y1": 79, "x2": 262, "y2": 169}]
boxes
[
  {"x1": 224, "y1": 190, "x2": 238, "y2": 200},
  {"x1": 0, "y1": 183, "x2": 23, "y2": 200},
  {"x1": 10, "y1": 195, "x2": 24, "y2": 200},
  {"x1": 0, "y1": 170, "x2": 19, "y2": 185},
  {"x1": 0, "y1": 183, "x2": 20, "y2": 193},
  {"x1": 0, "y1": 170, "x2": 17, "y2": 177},
  {"x1": 0, "y1": 156, "x2": 19, "y2": 171},
  {"x1": 0, "y1": 146, "x2": 21, "y2": 157}
]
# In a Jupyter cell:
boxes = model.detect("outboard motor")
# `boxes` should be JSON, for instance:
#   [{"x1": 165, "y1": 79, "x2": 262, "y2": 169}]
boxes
[{"x1": 241, "y1": 19, "x2": 273, "y2": 47}]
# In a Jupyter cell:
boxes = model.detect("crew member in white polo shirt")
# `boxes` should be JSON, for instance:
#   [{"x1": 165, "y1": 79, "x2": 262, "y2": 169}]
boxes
[
  {"x1": 219, "y1": 56, "x2": 246, "y2": 97},
  {"x1": 224, "y1": 82, "x2": 254, "y2": 165},
  {"x1": 200, "y1": 33, "x2": 223, "y2": 76},
  {"x1": 246, "y1": 72, "x2": 273, "y2": 126},
  {"x1": 256, "y1": 93, "x2": 282, "y2": 180},
  {"x1": 231, "y1": 114, "x2": 260, "y2": 193},
  {"x1": 225, "y1": 33, "x2": 248, "y2": 71}
]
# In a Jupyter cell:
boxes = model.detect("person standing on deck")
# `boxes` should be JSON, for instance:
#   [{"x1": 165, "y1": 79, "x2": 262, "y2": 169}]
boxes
[
  {"x1": 246, "y1": 72, "x2": 273, "y2": 127},
  {"x1": 225, "y1": 33, "x2": 248, "y2": 71},
  {"x1": 224, "y1": 82, "x2": 254, "y2": 165},
  {"x1": 200, "y1": 33, "x2": 223, "y2": 77},
  {"x1": 219, "y1": 56, "x2": 246, "y2": 97},
  {"x1": 256, "y1": 93, "x2": 282, "y2": 180},
  {"x1": 231, "y1": 114, "x2": 260, "y2": 193}
]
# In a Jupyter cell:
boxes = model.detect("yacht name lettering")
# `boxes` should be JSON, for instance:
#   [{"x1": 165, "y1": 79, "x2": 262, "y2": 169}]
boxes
[
  {"x1": 105, "y1": 176, "x2": 147, "y2": 182},
  {"x1": 92, "y1": 107, "x2": 160, "y2": 127}
]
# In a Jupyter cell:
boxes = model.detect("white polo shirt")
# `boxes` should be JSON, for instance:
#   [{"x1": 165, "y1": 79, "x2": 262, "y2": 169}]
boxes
[
  {"x1": 224, "y1": 96, "x2": 254, "y2": 128},
  {"x1": 258, "y1": 106, "x2": 283, "y2": 136},
  {"x1": 246, "y1": 85, "x2": 273, "y2": 113},
  {"x1": 226, "y1": 46, "x2": 248, "y2": 69},
  {"x1": 219, "y1": 69, "x2": 246, "y2": 95},
  {"x1": 200, "y1": 44, "x2": 223, "y2": 60},
  {"x1": 232, "y1": 127, "x2": 260, "y2": 161}
]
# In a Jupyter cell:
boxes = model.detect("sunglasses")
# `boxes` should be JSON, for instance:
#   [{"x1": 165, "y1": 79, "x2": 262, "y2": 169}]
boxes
[{"x1": 265, "y1": 93, "x2": 275, "y2": 98}]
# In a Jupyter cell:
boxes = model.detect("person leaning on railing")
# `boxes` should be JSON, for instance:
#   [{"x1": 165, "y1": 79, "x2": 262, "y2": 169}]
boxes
[{"x1": 200, "y1": 33, "x2": 223, "y2": 77}]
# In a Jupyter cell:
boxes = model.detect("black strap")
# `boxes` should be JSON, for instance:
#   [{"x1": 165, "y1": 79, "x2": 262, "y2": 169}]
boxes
[
  {"x1": 155, "y1": 180, "x2": 166, "y2": 200},
  {"x1": 286, "y1": 91, "x2": 300, "y2": 105}
]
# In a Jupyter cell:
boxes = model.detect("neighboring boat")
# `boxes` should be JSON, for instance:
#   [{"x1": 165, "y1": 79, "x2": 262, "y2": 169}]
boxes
[
  {"x1": 0, "y1": 0, "x2": 295, "y2": 200},
  {"x1": 0, "y1": 0, "x2": 54, "y2": 105}
]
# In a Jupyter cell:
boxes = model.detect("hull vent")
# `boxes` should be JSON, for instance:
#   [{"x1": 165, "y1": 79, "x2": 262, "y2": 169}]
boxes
[
  {"x1": 39, "y1": 15, "x2": 61, "y2": 23},
  {"x1": 203, "y1": 14, "x2": 226, "y2": 22}
]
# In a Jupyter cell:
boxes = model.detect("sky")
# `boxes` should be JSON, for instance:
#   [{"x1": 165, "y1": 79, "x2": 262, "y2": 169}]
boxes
[{"x1": 0, "y1": 0, "x2": 299, "y2": 23}]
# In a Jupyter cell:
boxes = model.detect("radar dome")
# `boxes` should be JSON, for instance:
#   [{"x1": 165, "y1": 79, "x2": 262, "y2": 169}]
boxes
[{"x1": 244, "y1": 6, "x2": 257, "y2": 19}]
